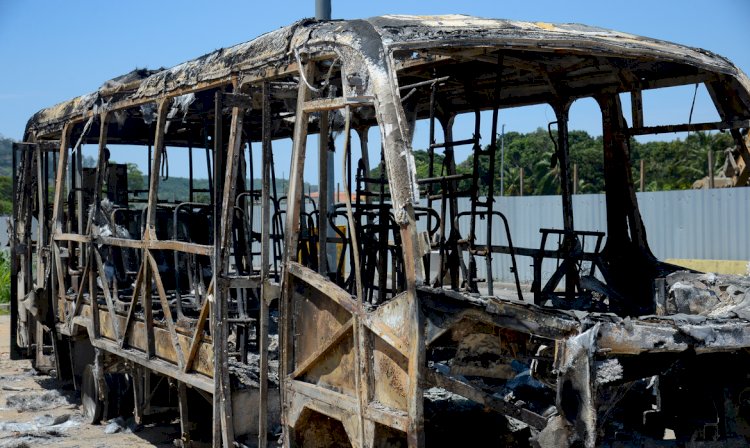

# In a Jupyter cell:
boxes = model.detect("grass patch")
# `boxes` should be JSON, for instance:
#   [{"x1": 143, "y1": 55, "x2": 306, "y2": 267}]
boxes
[{"x1": 0, "y1": 249, "x2": 10, "y2": 305}]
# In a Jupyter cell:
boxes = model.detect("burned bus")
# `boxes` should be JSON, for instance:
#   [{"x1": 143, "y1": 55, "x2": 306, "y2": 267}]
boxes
[{"x1": 9, "y1": 14, "x2": 750, "y2": 447}]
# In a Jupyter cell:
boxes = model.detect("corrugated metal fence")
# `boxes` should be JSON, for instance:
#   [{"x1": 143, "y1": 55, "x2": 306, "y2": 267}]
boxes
[{"x1": 437, "y1": 186, "x2": 750, "y2": 283}]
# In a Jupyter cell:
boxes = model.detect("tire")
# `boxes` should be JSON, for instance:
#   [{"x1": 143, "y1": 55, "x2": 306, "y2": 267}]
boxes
[
  {"x1": 106, "y1": 373, "x2": 133, "y2": 418},
  {"x1": 82, "y1": 364, "x2": 104, "y2": 424}
]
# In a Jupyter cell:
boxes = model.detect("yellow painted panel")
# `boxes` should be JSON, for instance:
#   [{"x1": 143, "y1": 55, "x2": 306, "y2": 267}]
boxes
[{"x1": 665, "y1": 259, "x2": 749, "y2": 276}]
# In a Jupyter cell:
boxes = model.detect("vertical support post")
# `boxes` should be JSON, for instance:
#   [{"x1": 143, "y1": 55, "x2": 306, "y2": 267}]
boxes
[
  {"x1": 188, "y1": 144, "x2": 194, "y2": 203},
  {"x1": 358, "y1": 128, "x2": 371, "y2": 201},
  {"x1": 205, "y1": 143, "x2": 214, "y2": 205},
  {"x1": 44, "y1": 149, "x2": 68, "y2": 356},
  {"x1": 87, "y1": 113, "x2": 111, "y2": 342},
  {"x1": 89, "y1": 252, "x2": 100, "y2": 339},
  {"x1": 554, "y1": 103, "x2": 574, "y2": 233},
  {"x1": 76, "y1": 138, "x2": 84, "y2": 266},
  {"x1": 631, "y1": 90, "x2": 644, "y2": 129},
  {"x1": 258, "y1": 81, "x2": 272, "y2": 448},
  {"x1": 401, "y1": 208, "x2": 425, "y2": 448},
  {"x1": 318, "y1": 109, "x2": 330, "y2": 275},
  {"x1": 467, "y1": 107, "x2": 481, "y2": 292},
  {"x1": 147, "y1": 144, "x2": 152, "y2": 198},
  {"x1": 144, "y1": 370, "x2": 152, "y2": 415},
  {"x1": 35, "y1": 144, "x2": 46, "y2": 289},
  {"x1": 221, "y1": 98, "x2": 244, "y2": 447},
  {"x1": 212, "y1": 90, "x2": 224, "y2": 448},
  {"x1": 438, "y1": 115, "x2": 467, "y2": 289},
  {"x1": 214, "y1": 87, "x2": 244, "y2": 447},
  {"x1": 425, "y1": 82, "x2": 437, "y2": 280},
  {"x1": 145, "y1": 100, "x2": 169, "y2": 237},
  {"x1": 13, "y1": 138, "x2": 35, "y2": 356},
  {"x1": 143, "y1": 99, "x2": 168, "y2": 360},
  {"x1": 596, "y1": 92, "x2": 656, "y2": 314},
  {"x1": 708, "y1": 149, "x2": 715, "y2": 189},
  {"x1": 600, "y1": 92, "x2": 628, "y2": 249},
  {"x1": 51, "y1": 124, "x2": 72, "y2": 325},
  {"x1": 143, "y1": 259, "x2": 154, "y2": 358},
  {"x1": 281, "y1": 62, "x2": 314, "y2": 447},
  {"x1": 34, "y1": 304, "x2": 44, "y2": 367},
  {"x1": 178, "y1": 382, "x2": 191, "y2": 447},
  {"x1": 132, "y1": 365, "x2": 144, "y2": 425},
  {"x1": 485, "y1": 53, "x2": 503, "y2": 296},
  {"x1": 596, "y1": 93, "x2": 649, "y2": 251},
  {"x1": 341, "y1": 106, "x2": 368, "y2": 447},
  {"x1": 553, "y1": 102, "x2": 577, "y2": 300}
]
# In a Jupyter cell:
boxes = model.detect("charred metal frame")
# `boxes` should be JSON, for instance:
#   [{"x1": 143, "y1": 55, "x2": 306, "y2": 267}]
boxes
[{"x1": 10, "y1": 15, "x2": 750, "y2": 448}]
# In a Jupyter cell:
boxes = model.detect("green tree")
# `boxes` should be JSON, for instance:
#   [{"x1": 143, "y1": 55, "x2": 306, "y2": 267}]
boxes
[
  {"x1": 631, "y1": 131, "x2": 733, "y2": 191},
  {"x1": 127, "y1": 163, "x2": 145, "y2": 191},
  {"x1": 364, "y1": 129, "x2": 735, "y2": 198},
  {"x1": 0, "y1": 176, "x2": 11, "y2": 214},
  {"x1": 0, "y1": 135, "x2": 12, "y2": 177}
]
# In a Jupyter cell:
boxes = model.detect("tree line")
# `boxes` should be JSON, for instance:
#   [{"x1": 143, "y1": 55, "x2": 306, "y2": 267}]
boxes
[{"x1": 376, "y1": 129, "x2": 734, "y2": 196}]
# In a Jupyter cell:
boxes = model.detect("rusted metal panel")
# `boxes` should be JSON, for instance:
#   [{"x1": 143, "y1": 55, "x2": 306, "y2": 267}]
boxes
[
  {"x1": 75, "y1": 305, "x2": 215, "y2": 381},
  {"x1": 11, "y1": 14, "x2": 750, "y2": 448}
]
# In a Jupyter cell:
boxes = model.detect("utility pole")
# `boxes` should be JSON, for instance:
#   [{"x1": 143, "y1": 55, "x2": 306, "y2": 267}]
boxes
[
  {"x1": 316, "y1": 0, "x2": 331, "y2": 20},
  {"x1": 500, "y1": 124, "x2": 505, "y2": 196}
]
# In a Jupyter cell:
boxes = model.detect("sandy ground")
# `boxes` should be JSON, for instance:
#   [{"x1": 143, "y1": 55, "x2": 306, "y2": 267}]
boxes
[{"x1": 0, "y1": 315, "x2": 179, "y2": 448}]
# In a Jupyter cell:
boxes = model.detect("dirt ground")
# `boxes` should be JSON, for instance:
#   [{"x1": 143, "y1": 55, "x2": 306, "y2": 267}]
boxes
[{"x1": 0, "y1": 315, "x2": 178, "y2": 448}]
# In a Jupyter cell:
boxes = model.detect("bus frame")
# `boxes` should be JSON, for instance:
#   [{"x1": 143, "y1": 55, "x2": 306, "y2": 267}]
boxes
[{"x1": 10, "y1": 15, "x2": 750, "y2": 448}]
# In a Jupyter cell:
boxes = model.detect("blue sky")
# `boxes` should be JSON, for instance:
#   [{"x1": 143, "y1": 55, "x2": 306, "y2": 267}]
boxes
[{"x1": 1, "y1": 0, "x2": 748, "y2": 180}]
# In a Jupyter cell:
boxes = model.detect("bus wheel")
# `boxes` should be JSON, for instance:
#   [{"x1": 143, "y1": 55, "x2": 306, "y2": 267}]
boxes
[{"x1": 82, "y1": 364, "x2": 104, "y2": 424}]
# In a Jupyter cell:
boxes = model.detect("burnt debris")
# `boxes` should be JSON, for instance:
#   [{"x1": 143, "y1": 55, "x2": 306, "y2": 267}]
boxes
[{"x1": 9, "y1": 14, "x2": 750, "y2": 447}]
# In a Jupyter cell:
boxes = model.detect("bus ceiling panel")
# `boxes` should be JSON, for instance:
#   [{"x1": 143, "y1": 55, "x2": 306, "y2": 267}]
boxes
[
  {"x1": 397, "y1": 48, "x2": 712, "y2": 89},
  {"x1": 396, "y1": 62, "x2": 722, "y2": 116}
]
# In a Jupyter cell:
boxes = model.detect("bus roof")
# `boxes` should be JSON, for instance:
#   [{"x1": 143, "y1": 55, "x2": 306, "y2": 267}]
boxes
[{"x1": 25, "y1": 14, "x2": 750, "y2": 138}]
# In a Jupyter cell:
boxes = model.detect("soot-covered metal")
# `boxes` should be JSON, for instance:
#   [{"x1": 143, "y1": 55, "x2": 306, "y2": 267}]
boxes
[{"x1": 10, "y1": 15, "x2": 750, "y2": 447}]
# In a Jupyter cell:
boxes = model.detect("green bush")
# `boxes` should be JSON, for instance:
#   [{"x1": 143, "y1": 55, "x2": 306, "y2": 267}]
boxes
[
  {"x1": 0, "y1": 250, "x2": 10, "y2": 304},
  {"x1": 0, "y1": 176, "x2": 11, "y2": 214}
]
